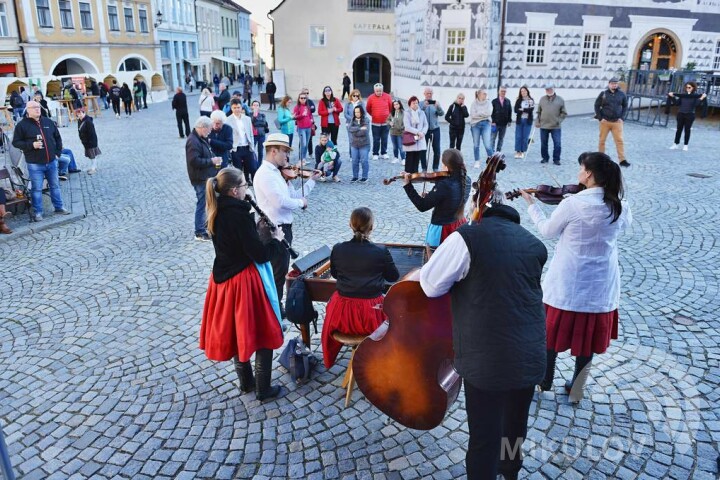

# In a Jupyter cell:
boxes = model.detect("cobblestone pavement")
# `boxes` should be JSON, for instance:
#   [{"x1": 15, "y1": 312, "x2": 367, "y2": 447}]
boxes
[{"x1": 2, "y1": 100, "x2": 719, "y2": 480}]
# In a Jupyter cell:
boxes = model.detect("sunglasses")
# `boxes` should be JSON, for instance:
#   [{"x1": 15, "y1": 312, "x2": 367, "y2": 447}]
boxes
[
  {"x1": 352, "y1": 94, "x2": 359, "y2": 98},
  {"x1": 300, "y1": 96, "x2": 307, "y2": 99}
]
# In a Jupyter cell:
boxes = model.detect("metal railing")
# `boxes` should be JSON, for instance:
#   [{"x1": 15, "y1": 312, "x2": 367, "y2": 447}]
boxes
[
  {"x1": 347, "y1": 0, "x2": 394, "y2": 12},
  {"x1": 625, "y1": 69, "x2": 720, "y2": 107}
]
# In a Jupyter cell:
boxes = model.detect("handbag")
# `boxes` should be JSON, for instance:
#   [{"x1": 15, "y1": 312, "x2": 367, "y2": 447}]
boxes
[
  {"x1": 279, "y1": 337, "x2": 318, "y2": 384},
  {"x1": 274, "y1": 117, "x2": 281, "y2": 129},
  {"x1": 311, "y1": 122, "x2": 317, "y2": 137},
  {"x1": 402, "y1": 131, "x2": 417, "y2": 146}
]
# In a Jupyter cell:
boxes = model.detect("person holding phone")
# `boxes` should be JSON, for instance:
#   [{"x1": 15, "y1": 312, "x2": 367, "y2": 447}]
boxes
[{"x1": 186, "y1": 116, "x2": 223, "y2": 241}]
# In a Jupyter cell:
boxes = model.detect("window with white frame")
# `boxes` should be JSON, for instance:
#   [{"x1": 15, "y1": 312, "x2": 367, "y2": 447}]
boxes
[
  {"x1": 79, "y1": 2, "x2": 92, "y2": 29},
  {"x1": 37, "y1": 0, "x2": 52, "y2": 28},
  {"x1": 714, "y1": 40, "x2": 720, "y2": 70},
  {"x1": 59, "y1": 0, "x2": 73, "y2": 29},
  {"x1": 138, "y1": 8, "x2": 148, "y2": 32},
  {"x1": 581, "y1": 34, "x2": 602, "y2": 67},
  {"x1": 108, "y1": 5, "x2": 119, "y2": 31},
  {"x1": 124, "y1": 6, "x2": 134, "y2": 32},
  {"x1": 445, "y1": 29, "x2": 466, "y2": 64},
  {"x1": 0, "y1": 4, "x2": 9, "y2": 37},
  {"x1": 310, "y1": 26, "x2": 326, "y2": 47},
  {"x1": 526, "y1": 31, "x2": 547, "y2": 65},
  {"x1": 160, "y1": 40, "x2": 170, "y2": 59}
]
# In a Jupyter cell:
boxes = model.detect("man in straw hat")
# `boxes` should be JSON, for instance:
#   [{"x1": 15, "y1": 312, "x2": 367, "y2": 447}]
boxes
[{"x1": 254, "y1": 133, "x2": 321, "y2": 308}]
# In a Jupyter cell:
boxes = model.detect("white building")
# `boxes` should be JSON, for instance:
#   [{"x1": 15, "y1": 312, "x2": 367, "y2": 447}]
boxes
[
  {"x1": 155, "y1": 0, "x2": 200, "y2": 91},
  {"x1": 237, "y1": 5, "x2": 253, "y2": 75}
]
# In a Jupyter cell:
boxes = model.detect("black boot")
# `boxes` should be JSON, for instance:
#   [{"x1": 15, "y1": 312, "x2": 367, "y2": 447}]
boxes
[
  {"x1": 538, "y1": 350, "x2": 557, "y2": 391},
  {"x1": 565, "y1": 355, "x2": 593, "y2": 401},
  {"x1": 233, "y1": 356, "x2": 255, "y2": 394},
  {"x1": 255, "y1": 349, "x2": 281, "y2": 401}
]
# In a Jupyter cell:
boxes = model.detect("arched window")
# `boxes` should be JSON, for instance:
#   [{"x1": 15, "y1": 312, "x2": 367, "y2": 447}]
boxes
[{"x1": 119, "y1": 58, "x2": 151, "y2": 71}]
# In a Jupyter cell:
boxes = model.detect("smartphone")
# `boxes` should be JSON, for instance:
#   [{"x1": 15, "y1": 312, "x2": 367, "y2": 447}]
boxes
[{"x1": 428, "y1": 100, "x2": 436, "y2": 105}]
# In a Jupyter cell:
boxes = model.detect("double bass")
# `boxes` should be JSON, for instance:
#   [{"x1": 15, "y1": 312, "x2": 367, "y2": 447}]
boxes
[{"x1": 353, "y1": 153, "x2": 506, "y2": 430}]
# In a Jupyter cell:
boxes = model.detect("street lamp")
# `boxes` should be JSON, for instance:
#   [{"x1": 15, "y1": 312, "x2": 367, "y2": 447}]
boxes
[{"x1": 154, "y1": 10, "x2": 163, "y2": 28}]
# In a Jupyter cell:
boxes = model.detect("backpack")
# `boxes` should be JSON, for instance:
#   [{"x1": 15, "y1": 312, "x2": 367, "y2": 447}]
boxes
[
  {"x1": 285, "y1": 276, "x2": 318, "y2": 331},
  {"x1": 12, "y1": 95, "x2": 24, "y2": 108},
  {"x1": 278, "y1": 337, "x2": 318, "y2": 384}
]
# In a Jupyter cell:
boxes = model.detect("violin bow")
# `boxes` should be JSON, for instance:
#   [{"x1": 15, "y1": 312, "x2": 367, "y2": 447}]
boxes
[{"x1": 543, "y1": 165, "x2": 562, "y2": 188}]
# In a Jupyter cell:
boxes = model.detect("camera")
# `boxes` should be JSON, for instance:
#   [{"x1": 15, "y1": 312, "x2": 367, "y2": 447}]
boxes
[{"x1": 428, "y1": 100, "x2": 436, "y2": 104}]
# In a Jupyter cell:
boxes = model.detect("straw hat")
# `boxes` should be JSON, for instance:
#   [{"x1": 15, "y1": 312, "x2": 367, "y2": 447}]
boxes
[{"x1": 263, "y1": 133, "x2": 293, "y2": 151}]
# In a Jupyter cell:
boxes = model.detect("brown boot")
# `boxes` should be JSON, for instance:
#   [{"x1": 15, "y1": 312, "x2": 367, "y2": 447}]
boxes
[{"x1": 0, "y1": 219, "x2": 12, "y2": 234}]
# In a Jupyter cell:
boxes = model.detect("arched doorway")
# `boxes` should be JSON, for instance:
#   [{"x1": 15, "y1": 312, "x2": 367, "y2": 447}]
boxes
[
  {"x1": 353, "y1": 54, "x2": 391, "y2": 96},
  {"x1": 117, "y1": 56, "x2": 152, "y2": 72},
  {"x1": 51, "y1": 57, "x2": 98, "y2": 75},
  {"x1": 636, "y1": 32, "x2": 678, "y2": 71}
]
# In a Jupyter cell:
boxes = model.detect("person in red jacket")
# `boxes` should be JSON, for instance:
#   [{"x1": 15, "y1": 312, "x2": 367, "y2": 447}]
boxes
[
  {"x1": 318, "y1": 86, "x2": 344, "y2": 145},
  {"x1": 364, "y1": 83, "x2": 393, "y2": 160}
]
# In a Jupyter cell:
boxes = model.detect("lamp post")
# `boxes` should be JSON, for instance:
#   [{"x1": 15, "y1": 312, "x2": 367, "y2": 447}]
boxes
[{"x1": 153, "y1": 10, "x2": 163, "y2": 28}]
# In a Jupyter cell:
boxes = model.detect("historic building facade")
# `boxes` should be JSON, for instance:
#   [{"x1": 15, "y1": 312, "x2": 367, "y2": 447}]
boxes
[
  {"x1": 155, "y1": 0, "x2": 200, "y2": 91},
  {"x1": 0, "y1": 0, "x2": 25, "y2": 77},
  {"x1": 16, "y1": 0, "x2": 159, "y2": 78}
]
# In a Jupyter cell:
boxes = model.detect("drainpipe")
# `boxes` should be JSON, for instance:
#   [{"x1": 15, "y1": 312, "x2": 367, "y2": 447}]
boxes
[
  {"x1": 13, "y1": 2, "x2": 27, "y2": 76},
  {"x1": 267, "y1": 12, "x2": 275, "y2": 73},
  {"x1": 497, "y1": 0, "x2": 508, "y2": 89}
]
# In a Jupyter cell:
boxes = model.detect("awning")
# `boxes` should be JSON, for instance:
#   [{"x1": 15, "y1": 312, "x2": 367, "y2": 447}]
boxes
[
  {"x1": 211, "y1": 55, "x2": 241, "y2": 66},
  {"x1": 0, "y1": 57, "x2": 19, "y2": 65},
  {"x1": 184, "y1": 58, "x2": 203, "y2": 66}
]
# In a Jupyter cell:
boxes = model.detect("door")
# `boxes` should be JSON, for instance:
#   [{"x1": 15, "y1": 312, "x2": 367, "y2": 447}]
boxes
[{"x1": 637, "y1": 32, "x2": 677, "y2": 71}]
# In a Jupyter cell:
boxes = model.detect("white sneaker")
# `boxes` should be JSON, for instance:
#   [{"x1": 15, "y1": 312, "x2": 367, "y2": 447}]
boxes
[
  {"x1": 682, "y1": 145, "x2": 688, "y2": 151},
  {"x1": 318, "y1": 176, "x2": 326, "y2": 182},
  {"x1": 400, "y1": 160, "x2": 405, "y2": 167},
  {"x1": 372, "y1": 155, "x2": 379, "y2": 160},
  {"x1": 115, "y1": 113, "x2": 120, "y2": 119},
  {"x1": 381, "y1": 154, "x2": 389, "y2": 159},
  {"x1": 474, "y1": 161, "x2": 481, "y2": 169},
  {"x1": 87, "y1": 168, "x2": 96, "y2": 175},
  {"x1": 669, "y1": 144, "x2": 679, "y2": 150},
  {"x1": 391, "y1": 157, "x2": 399, "y2": 164}
]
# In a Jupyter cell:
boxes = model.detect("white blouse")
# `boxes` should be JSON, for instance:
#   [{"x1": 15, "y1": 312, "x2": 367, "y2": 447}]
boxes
[{"x1": 527, "y1": 187, "x2": 632, "y2": 313}]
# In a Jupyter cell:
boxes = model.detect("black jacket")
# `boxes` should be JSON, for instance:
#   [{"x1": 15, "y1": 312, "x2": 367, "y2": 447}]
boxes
[
  {"x1": 342, "y1": 76, "x2": 351, "y2": 87},
  {"x1": 208, "y1": 124, "x2": 234, "y2": 164},
  {"x1": 172, "y1": 92, "x2": 188, "y2": 114},
  {"x1": 109, "y1": 85, "x2": 121, "y2": 100},
  {"x1": 491, "y1": 97, "x2": 513, "y2": 126},
  {"x1": 266, "y1": 82, "x2": 277, "y2": 95},
  {"x1": 90, "y1": 82, "x2": 100, "y2": 96},
  {"x1": 451, "y1": 205, "x2": 548, "y2": 390},
  {"x1": 120, "y1": 85, "x2": 132, "y2": 102},
  {"x1": 403, "y1": 174, "x2": 470, "y2": 225},
  {"x1": 251, "y1": 112, "x2": 269, "y2": 135},
  {"x1": 214, "y1": 90, "x2": 230, "y2": 110},
  {"x1": 211, "y1": 196, "x2": 283, "y2": 283},
  {"x1": 594, "y1": 88, "x2": 627, "y2": 121},
  {"x1": 12, "y1": 116, "x2": 63, "y2": 164},
  {"x1": 513, "y1": 97, "x2": 535, "y2": 124},
  {"x1": 671, "y1": 93, "x2": 704, "y2": 115},
  {"x1": 444, "y1": 103, "x2": 469, "y2": 129},
  {"x1": 78, "y1": 116, "x2": 98, "y2": 149},
  {"x1": 39, "y1": 99, "x2": 52, "y2": 118},
  {"x1": 331, "y1": 239, "x2": 400, "y2": 298},
  {"x1": 185, "y1": 130, "x2": 217, "y2": 186}
]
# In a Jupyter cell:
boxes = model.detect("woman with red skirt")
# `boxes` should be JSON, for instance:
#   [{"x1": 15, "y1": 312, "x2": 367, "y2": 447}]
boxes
[
  {"x1": 321, "y1": 207, "x2": 400, "y2": 368},
  {"x1": 522, "y1": 152, "x2": 632, "y2": 402},
  {"x1": 200, "y1": 167, "x2": 286, "y2": 401},
  {"x1": 403, "y1": 149, "x2": 471, "y2": 247}
]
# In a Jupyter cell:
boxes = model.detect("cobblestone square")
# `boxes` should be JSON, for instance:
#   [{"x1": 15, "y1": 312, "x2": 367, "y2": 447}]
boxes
[{"x1": 1, "y1": 99, "x2": 719, "y2": 479}]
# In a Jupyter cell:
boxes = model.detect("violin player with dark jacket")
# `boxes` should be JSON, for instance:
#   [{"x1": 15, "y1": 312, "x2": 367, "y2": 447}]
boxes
[
  {"x1": 403, "y1": 149, "x2": 470, "y2": 247},
  {"x1": 321, "y1": 207, "x2": 399, "y2": 369}
]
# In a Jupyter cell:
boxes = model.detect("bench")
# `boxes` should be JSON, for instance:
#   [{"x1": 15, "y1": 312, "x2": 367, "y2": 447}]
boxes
[{"x1": 0, "y1": 167, "x2": 31, "y2": 218}]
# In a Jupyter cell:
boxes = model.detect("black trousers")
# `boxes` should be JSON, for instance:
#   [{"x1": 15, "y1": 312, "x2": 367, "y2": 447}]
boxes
[
  {"x1": 268, "y1": 93, "x2": 275, "y2": 110},
  {"x1": 674, "y1": 112, "x2": 695, "y2": 145},
  {"x1": 231, "y1": 147, "x2": 257, "y2": 183},
  {"x1": 449, "y1": 127, "x2": 465, "y2": 150},
  {"x1": 142, "y1": 93, "x2": 148, "y2": 108},
  {"x1": 322, "y1": 124, "x2": 339, "y2": 145},
  {"x1": 464, "y1": 380, "x2": 535, "y2": 480},
  {"x1": 404, "y1": 151, "x2": 423, "y2": 173},
  {"x1": 176, "y1": 112, "x2": 190, "y2": 137},
  {"x1": 123, "y1": 100, "x2": 132, "y2": 115},
  {"x1": 341, "y1": 86, "x2": 350, "y2": 100},
  {"x1": 271, "y1": 224, "x2": 293, "y2": 304},
  {"x1": 111, "y1": 98, "x2": 120, "y2": 115}
]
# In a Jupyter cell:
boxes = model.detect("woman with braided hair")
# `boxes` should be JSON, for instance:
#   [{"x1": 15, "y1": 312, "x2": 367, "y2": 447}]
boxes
[
  {"x1": 402, "y1": 148, "x2": 471, "y2": 247},
  {"x1": 200, "y1": 167, "x2": 287, "y2": 402},
  {"x1": 522, "y1": 151, "x2": 632, "y2": 402},
  {"x1": 321, "y1": 207, "x2": 400, "y2": 368}
]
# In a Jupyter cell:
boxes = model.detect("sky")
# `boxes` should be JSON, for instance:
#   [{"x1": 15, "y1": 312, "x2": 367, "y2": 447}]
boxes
[{"x1": 233, "y1": 0, "x2": 283, "y2": 28}]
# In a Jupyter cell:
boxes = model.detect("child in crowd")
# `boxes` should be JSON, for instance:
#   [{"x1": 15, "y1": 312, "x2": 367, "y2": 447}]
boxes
[{"x1": 314, "y1": 134, "x2": 342, "y2": 182}]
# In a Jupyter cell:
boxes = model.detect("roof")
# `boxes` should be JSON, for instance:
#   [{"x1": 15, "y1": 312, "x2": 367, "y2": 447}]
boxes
[
  {"x1": 268, "y1": 0, "x2": 287, "y2": 16},
  {"x1": 222, "y1": 0, "x2": 251, "y2": 14}
]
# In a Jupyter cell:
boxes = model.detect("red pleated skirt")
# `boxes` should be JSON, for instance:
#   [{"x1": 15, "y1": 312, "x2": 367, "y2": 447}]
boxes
[
  {"x1": 545, "y1": 304, "x2": 619, "y2": 357},
  {"x1": 441, "y1": 218, "x2": 467, "y2": 243},
  {"x1": 200, "y1": 263, "x2": 283, "y2": 362},
  {"x1": 321, "y1": 292, "x2": 387, "y2": 369}
]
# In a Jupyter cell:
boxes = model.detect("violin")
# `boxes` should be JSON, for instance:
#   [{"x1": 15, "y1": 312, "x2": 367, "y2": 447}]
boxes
[
  {"x1": 470, "y1": 153, "x2": 506, "y2": 222},
  {"x1": 383, "y1": 171, "x2": 450, "y2": 185},
  {"x1": 505, "y1": 184, "x2": 585, "y2": 205},
  {"x1": 280, "y1": 165, "x2": 320, "y2": 181}
]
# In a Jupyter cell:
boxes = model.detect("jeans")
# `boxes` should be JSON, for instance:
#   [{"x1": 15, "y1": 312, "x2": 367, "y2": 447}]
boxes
[
  {"x1": 27, "y1": 159, "x2": 64, "y2": 215},
  {"x1": 371, "y1": 124, "x2": 389, "y2": 156},
  {"x1": 464, "y1": 380, "x2": 535, "y2": 479},
  {"x1": 390, "y1": 134, "x2": 406, "y2": 160},
  {"x1": 100, "y1": 96, "x2": 109, "y2": 109},
  {"x1": 540, "y1": 128, "x2": 562, "y2": 163},
  {"x1": 426, "y1": 127, "x2": 441, "y2": 170},
  {"x1": 514, "y1": 118, "x2": 532, "y2": 153},
  {"x1": 675, "y1": 112, "x2": 695, "y2": 145},
  {"x1": 268, "y1": 93, "x2": 275, "y2": 110},
  {"x1": 58, "y1": 149, "x2": 78, "y2": 174},
  {"x1": 192, "y1": 183, "x2": 207, "y2": 235},
  {"x1": 471, "y1": 121, "x2": 493, "y2": 161},
  {"x1": 254, "y1": 134, "x2": 266, "y2": 164},
  {"x1": 491, "y1": 124, "x2": 508, "y2": 152},
  {"x1": 350, "y1": 145, "x2": 369, "y2": 179},
  {"x1": 322, "y1": 157, "x2": 342, "y2": 177},
  {"x1": 297, "y1": 128, "x2": 311, "y2": 161},
  {"x1": 449, "y1": 127, "x2": 465, "y2": 150}
]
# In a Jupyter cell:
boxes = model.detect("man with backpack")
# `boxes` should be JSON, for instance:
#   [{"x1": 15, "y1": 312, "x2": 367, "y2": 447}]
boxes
[{"x1": 594, "y1": 77, "x2": 629, "y2": 167}]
